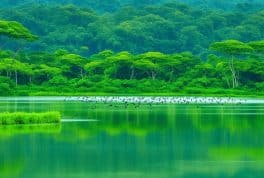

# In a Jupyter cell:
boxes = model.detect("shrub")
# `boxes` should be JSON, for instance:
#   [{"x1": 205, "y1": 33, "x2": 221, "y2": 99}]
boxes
[
  {"x1": 48, "y1": 76, "x2": 68, "y2": 86},
  {"x1": 256, "y1": 82, "x2": 264, "y2": 91},
  {"x1": 0, "y1": 76, "x2": 14, "y2": 96},
  {"x1": 0, "y1": 83, "x2": 11, "y2": 96}
]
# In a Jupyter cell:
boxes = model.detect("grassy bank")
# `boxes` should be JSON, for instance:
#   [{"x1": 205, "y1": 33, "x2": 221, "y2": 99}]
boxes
[
  {"x1": 27, "y1": 91, "x2": 264, "y2": 98},
  {"x1": 7, "y1": 85, "x2": 262, "y2": 97},
  {"x1": 0, "y1": 112, "x2": 61, "y2": 125}
]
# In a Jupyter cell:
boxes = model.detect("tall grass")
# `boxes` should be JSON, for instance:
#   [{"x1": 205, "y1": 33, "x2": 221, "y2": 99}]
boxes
[{"x1": 0, "y1": 112, "x2": 61, "y2": 125}]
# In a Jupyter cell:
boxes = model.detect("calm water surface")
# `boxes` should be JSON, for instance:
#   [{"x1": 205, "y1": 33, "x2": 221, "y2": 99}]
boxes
[{"x1": 0, "y1": 97, "x2": 264, "y2": 178}]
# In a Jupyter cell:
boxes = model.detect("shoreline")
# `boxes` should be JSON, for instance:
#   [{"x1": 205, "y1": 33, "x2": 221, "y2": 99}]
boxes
[
  {"x1": 1, "y1": 93, "x2": 264, "y2": 98},
  {"x1": 0, "y1": 96, "x2": 264, "y2": 104}
]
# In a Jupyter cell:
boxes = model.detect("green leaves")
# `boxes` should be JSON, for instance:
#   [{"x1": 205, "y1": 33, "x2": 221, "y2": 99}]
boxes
[
  {"x1": 134, "y1": 59, "x2": 157, "y2": 70},
  {"x1": 0, "y1": 58, "x2": 29, "y2": 73},
  {"x1": 248, "y1": 40, "x2": 264, "y2": 53},
  {"x1": 210, "y1": 40, "x2": 253, "y2": 55},
  {"x1": 84, "y1": 60, "x2": 105, "y2": 75},
  {"x1": 139, "y1": 52, "x2": 167, "y2": 64},
  {"x1": 0, "y1": 20, "x2": 37, "y2": 41},
  {"x1": 38, "y1": 64, "x2": 62, "y2": 76},
  {"x1": 58, "y1": 53, "x2": 85, "y2": 66},
  {"x1": 1, "y1": 2, "x2": 264, "y2": 55},
  {"x1": 108, "y1": 51, "x2": 133, "y2": 64}
]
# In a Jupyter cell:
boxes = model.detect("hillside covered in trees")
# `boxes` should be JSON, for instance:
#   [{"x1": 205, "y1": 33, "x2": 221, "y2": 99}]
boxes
[
  {"x1": 0, "y1": 1, "x2": 263, "y2": 96},
  {"x1": 1, "y1": 0, "x2": 264, "y2": 11}
]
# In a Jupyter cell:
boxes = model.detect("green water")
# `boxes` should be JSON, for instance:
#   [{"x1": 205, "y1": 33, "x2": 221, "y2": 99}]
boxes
[{"x1": 0, "y1": 97, "x2": 264, "y2": 178}]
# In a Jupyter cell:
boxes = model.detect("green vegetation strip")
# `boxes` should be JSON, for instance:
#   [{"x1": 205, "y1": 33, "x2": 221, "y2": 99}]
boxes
[{"x1": 0, "y1": 112, "x2": 61, "y2": 125}]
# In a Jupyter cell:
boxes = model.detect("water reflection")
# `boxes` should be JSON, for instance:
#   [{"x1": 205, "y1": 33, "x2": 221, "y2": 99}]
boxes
[
  {"x1": 0, "y1": 99, "x2": 264, "y2": 177},
  {"x1": 0, "y1": 124, "x2": 61, "y2": 138}
]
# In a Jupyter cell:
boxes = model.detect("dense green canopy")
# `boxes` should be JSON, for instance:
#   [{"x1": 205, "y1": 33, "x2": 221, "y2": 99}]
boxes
[
  {"x1": 0, "y1": 2, "x2": 263, "y2": 96},
  {"x1": 1, "y1": 2, "x2": 264, "y2": 55},
  {"x1": 210, "y1": 40, "x2": 254, "y2": 56}
]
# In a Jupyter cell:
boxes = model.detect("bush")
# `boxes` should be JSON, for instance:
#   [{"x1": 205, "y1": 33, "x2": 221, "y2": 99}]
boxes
[
  {"x1": 183, "y1": 87, "x2": 204, "y2": 94},
  {"x1": 48, "y1": 75, "x2": 68, "y2": 86},
  {"x1": 0, "y1": 76, "x2": 14, "y2": 96},
  {"x1": 256, "y1": 82, "x2": 264, "y2": 91},
  {"x1": 89, "y1": 75, "x2": 103, "y2": 82},
  {"x1": 0, "y1": 83, "x2": 11, "y2": 96},
  {"x1": 74, "y1": 78, "x2": 94, "y2": 88}
]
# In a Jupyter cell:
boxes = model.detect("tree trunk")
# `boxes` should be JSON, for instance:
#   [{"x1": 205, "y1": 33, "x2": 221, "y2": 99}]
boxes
[
  {"x1": 228, "y1": 61, "x2": 234, "y2": 88},
  {"x1": 229, "y1": 56, "x2": 238, "y2": 88},
  {"x1": 130, "y1": 67, "x2": 135, "y2": 79},
  {"x1": 224, "y1": 74, "x2": 231, "y2": 88},
  {"x1": 231, "y1": 56, "x2": 238, "y2": 87},
  {"x1": 80, "y1": 68, "x2": 84, "y2": 79},
  {"x1": 15, "y1": 70, "x2": 18, "y2": 87},
  {"x1": 151, "y1": 71, "x2": 156, "y2": 80},
  {"x1": 236, "y1": 70, "x2": 240, "y2": 87},
  {"x1": 169, "y1": 68, "x2": 174, "y2": 82}
]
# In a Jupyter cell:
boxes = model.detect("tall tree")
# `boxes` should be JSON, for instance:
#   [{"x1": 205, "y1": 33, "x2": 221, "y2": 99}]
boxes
[{"x1": 210, "y1": 40, "x2": 253, "y2": 88}]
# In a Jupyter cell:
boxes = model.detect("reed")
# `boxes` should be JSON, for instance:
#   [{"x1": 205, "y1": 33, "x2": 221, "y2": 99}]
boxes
[{"x1": 0, "y1": 112, "x2": 61, "y2": 125}]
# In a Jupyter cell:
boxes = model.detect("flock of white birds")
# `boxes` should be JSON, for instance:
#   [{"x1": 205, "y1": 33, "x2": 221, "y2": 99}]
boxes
[{"x1": 64, "y1": 96, "x2": 248, "y2": 105}]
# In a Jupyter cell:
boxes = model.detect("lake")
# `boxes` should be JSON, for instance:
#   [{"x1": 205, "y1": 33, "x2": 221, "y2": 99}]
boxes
[{"x1": 0, "y1": 97, "x2": 264, "y2": 178}]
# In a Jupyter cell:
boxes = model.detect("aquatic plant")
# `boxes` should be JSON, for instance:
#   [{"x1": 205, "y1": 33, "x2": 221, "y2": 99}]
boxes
[{"x1": 0, "y1": 112, "x2": 61, "y2": 125}]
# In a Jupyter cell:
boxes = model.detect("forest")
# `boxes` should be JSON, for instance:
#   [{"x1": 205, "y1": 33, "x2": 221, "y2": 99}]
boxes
[{"x1": 0, "y1": 1, "x2": 263, "y2": 96}]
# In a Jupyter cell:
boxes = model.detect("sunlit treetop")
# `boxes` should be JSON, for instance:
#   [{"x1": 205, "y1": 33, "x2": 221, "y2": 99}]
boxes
[
  {"x1": 58, "y1": 53, "x2": 86, "y2": 66},
  {"x1": 139, "y1": 52, "x2": 167, "y2": 63},
  {"x1": 134, "y1": 59, "x2": 157, "y2": 70},
  {"x1": 248, "y1": 40, "x2": 264, "y2": 53},
  {"x1": 210, "y1": 40, "x2": 253, "y2": 55},
  {"x1": 109, "y1": 51, "x2": 133, "y2": 63},
  {"x1": 0, "y1": 58, "x2": 29, "y2": 72},
  {"x1": 0, "y1": 20, "x2": 37, "y2": 41},
  {"x1": 90, "y1": 50, "x2": 114, "y2": 60},
  {"x1": 38, "y1": 64, "x2": 62, "y2": 75},
  {"x1": 84, "y1": 60, "x2": 104, "y2": 72}
]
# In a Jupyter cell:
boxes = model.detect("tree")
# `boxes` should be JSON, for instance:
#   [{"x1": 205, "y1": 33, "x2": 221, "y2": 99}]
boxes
[
  {"x1": 134, "y1": 59, "x2": 158, "y2": 80},
  {"x1": 210, "y1": 40, "x2": 253, "y2": 88},
  {"x1": 89, "y1": 50, "x2": 114, "y2": 60},
  {"x1": 0, "y1": 58, "x2": 31, "y2": 86},
  {"x1": 40, "y1": 64, "x2": 62, "y2": 77},
  {"x1": 107, "y1": 51, "x2": 135, "y2": 79},
  {"x1": 161, "y1": 52, "x2": 199, "y2": 81},
  {"x1": 84, "y1": 60, "x2": 106, "y2": 76},
  {"x1": 0, "y1": 20, "x2": 36, "y2": 86},
  {"x1": 139, "y1": 52, "x2": 167, "y2": 64},
  {"x1": 57, "y1": 52, "x2": 86, "y2": 78},
  {"x1": 0, "y1": 20, "x2": 37, "y2": 41}
]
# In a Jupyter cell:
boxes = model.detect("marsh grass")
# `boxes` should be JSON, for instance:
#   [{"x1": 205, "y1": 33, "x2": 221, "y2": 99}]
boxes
[{"x1": 0, "y1": 112, "x2": 61, "y2": 125}]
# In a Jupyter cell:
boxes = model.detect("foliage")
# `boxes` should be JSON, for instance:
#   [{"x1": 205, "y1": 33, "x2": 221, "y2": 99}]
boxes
[
  {"x1": 0, "y1": 20, "x2": 37, "y2": 41},
  {"x1": 0, "y1": 112, "x2": 61, "y2": 125},
  {"x1": 0, "y1": 2, "x2": 263, "y2": 96},
  {"x1": 210, "y1": 40, "x2": 253, "y2": 56},
  {"x1": 1, "y1": 2, "x2": 264, "y2": 55}
]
